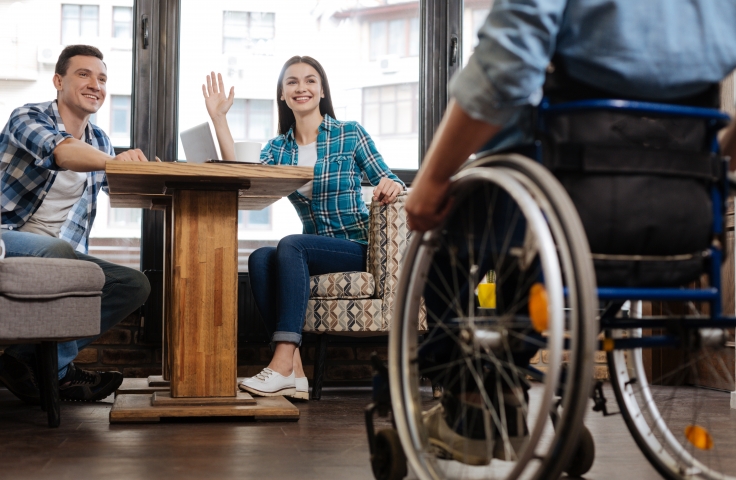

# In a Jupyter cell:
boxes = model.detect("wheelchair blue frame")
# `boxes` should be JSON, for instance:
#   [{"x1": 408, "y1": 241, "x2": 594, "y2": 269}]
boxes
[{"x1": 537, "y1": 98, "x2": 734, "y2": 348}]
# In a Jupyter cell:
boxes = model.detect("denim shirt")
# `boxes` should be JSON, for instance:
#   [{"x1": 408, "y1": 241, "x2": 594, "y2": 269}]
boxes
[
  {"x1": 0, "y1": 100, "x2": 110, "y2": 254},
  {"x1": 452, "y1": 0, "x2": 736, "y2": 152},
  {"x1": 260, "y1": 115, "x2": 404, "y2": 245}
]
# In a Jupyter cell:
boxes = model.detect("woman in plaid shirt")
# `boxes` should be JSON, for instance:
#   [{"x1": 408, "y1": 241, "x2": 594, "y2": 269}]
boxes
[{"x1": 202, "y1": 56, "x2": 404, "y2": 399}]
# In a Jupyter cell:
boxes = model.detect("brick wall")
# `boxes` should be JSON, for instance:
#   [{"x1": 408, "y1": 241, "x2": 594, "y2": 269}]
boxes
[{"x1": 72, "y1": 312, "x2": 162, "y2": 378}]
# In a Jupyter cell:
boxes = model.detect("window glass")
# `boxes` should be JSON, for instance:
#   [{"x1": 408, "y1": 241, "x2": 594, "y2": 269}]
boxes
[
  {"x1": 61, "y1": 4, "x2": 99, "y2": 45},
  {"x1": 363, "y1": 83, "x2": 418, "y2": 136},
  {"x1": 223, "y1": 11, "x2": 275, "y2": 56},
  {"x1": 113, "y1": 7, "x2": 133, "y2": 40},
  {"x1": 179, "y1": 0, "x2": 420, "y2": 271},
  {"x1": 369, "y1": 21, "x2": 387, "y2": 61},
  {"x1": 110, "y1": 95, "x2": 131, "y2": 138},
  {"x1": 387, "y1": 19, "x2": 405, "y2": 57},
  {"x1": 463, "y1": 1, "x2": 494, "y2": 67},
  {"x1": 0, "y1": 0, "x2": 138, "y2": 269}
]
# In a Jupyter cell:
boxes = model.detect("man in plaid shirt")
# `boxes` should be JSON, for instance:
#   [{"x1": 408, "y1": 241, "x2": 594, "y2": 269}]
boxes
[{"x1": 0, "y1": 45, "x2": 151, "y2": 403}]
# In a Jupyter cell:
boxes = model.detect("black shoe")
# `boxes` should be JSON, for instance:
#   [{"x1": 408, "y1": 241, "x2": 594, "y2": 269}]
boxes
[
  {"x1": 58, "y1": 363, "x2": 123, "y2": 402},
  {"x1": 0, "y1": 353, "x2": 41, "y2": 405}
]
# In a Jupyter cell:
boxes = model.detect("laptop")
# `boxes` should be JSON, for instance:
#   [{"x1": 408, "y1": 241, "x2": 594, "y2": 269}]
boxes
[{"x1": 179, "y1": 122, "x2": 219, "y2": 163}]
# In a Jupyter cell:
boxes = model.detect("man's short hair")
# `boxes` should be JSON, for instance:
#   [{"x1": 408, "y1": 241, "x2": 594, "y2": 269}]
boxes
[{"x1": 55, "y1": 45, "x2": 104, "y2": 76}]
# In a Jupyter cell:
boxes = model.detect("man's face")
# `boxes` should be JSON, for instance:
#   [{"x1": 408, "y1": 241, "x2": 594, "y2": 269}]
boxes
[{"x1": 53, "y1": 55, "x2": 107, "y2": 116}]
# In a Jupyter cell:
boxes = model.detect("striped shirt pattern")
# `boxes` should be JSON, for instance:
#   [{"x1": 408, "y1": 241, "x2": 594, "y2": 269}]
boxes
[
  {"x1": 0, "y1": 100, "x2": 110, "y2": 253},
  {"x1": 260, "y1": 115, "x2": 404, "y2": 245}
]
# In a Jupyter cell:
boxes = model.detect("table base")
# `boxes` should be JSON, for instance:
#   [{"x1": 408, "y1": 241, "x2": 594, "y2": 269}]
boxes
[
  {"x1": 147, "y1": 375, "x2": 170, "y2": 387},
  {"x1": 110, "y1": 394, "x2": 300, "y2": 423},
  {"x1": 151, "y1": 391, "x2": 255, "y2": 406}
]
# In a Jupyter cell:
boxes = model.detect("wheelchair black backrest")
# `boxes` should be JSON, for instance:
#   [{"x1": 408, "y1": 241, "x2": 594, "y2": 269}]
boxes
[{"x1": 538, "y1": 63, "x2": 728, "y2": 287}]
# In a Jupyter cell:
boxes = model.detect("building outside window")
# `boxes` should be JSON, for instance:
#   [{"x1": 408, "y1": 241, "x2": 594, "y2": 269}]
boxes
[
  {"x1": 238, "y1": 208, "x2": 271, "y2": 229},
  {"x1": 369, "y1": 17, "x2": 419, "y2": 60},
  {"x1": 110, "y1": 95, "x2": 131, "y2": 137},
  {"x1": 228, "y1": 99, "x2": 273, "y2": 142},
  {"x1": 108, "y1": 206, "x2": 142, "y2": 229},
  {"x1": 61, "y1": 4, "x2": 99, "y2": 45},
  {"x1": 362, "y1": 83, "x2": 418, "y2": 136},
  {"x1": 112, "y1": 6, "x2": 133, "y2": 40},
  {"x1": 222, "y1": 11, "x2": 275, "y2": 56}
]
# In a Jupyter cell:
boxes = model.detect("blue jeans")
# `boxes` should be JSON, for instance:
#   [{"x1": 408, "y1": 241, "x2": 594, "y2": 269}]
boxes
[
  {"x1": 2, "y1": 230, "x2": 151, "y2": 379},
  {"x1": 248, "y1": 234, "x2": 367, "y2": 346}
]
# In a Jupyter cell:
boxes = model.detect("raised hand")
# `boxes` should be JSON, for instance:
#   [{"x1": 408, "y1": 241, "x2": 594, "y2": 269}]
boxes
[{"x1": 202, "y1": 72, "x2": 234, "y2": 120}]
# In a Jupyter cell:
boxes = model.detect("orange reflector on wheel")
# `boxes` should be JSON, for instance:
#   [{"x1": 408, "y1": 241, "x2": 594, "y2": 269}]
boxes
[
  {"x1": 685, "y1": 425, "x2": 713, "y2": 450},
  {"x1": 529, "y1": 283, "x2": 548, "y2": 333}
]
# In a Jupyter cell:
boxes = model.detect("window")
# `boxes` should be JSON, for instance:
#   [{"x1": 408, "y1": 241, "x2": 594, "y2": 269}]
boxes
[
  {"x1": 108, "y1": 205, "x2": 142, "y2": 228},
  {"x1": 179, "y1": 0, "x2": 420, "y2": 270},
  {"x1": 228, "y1": 99, "x2": 274, "y2": 142},
  {"x1": 363, "y1": 83, "x2": 418, "y2": 136},
  {"x1": 110, "y1": 95, "x2": 131, "y2": 137},
  {"x1": 112, "y1": 6, "x2": 133, "y2": 40},
  {"x1": 61, "y1": 4, "x2": 99, "y2": 45},
  {"x1": 369, "y1": 17, "x2": 419, "y2": 60},
  {"x1": 463, "y1": 2, "x2": 494, "y2": 67},
  {"x1": 222, "y1": 12, "x2": 275, "y2": 56},
  {"x1": 238, "y1": 208, "x2": 272, "y2": 229}
]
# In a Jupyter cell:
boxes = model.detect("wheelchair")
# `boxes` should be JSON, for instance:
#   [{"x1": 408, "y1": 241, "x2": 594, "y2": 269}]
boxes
[{"x1": 366, "y1": 93, "x2": 734, "y2": 480}]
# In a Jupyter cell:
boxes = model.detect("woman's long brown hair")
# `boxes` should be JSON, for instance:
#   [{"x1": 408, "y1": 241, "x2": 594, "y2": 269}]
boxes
[{"x1": 276, "y1": 56, "x2": 337, "y2": 135}]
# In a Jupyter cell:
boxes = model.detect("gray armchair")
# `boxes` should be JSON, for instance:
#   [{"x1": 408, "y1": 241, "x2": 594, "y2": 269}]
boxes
[{"x1": 0, "y1": 220, "x2": 104, "y2": 427}]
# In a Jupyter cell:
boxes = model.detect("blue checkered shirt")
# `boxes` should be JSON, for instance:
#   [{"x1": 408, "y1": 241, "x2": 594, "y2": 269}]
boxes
[
  {"x1": 0, "y1": 100, "x2": 110, "y2": 254},
  {"x1": 261, "y1": 115, "x2": 404, "y2": 245}
]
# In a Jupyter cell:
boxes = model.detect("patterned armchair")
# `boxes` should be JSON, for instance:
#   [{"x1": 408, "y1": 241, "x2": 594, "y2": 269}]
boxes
[{"x1": 303, "y1": 193, "x2": 426, "y2": 399}]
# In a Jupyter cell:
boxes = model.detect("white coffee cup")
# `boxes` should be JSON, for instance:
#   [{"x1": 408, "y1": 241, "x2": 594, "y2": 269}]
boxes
[{"x1": 234, "y1": 141, "x2": 262, "y2": 163}]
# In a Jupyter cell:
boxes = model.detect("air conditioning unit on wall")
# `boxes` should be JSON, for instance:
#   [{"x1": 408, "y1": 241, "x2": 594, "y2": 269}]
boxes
[
  {"x1": 38, "y1": 45, "x2": 64, "y2": 65},
  {"x1": 377, "y1": 55, "x2": 400, "y2": 74}
]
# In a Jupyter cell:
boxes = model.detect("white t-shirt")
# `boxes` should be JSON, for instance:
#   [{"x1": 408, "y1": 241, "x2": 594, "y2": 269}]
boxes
[
  {"x1": 19, "y1": 170, "x2": 87, "y2": 238},
  {"x1": 296, "y1": 141, "x2": 318, "y2": 199}
]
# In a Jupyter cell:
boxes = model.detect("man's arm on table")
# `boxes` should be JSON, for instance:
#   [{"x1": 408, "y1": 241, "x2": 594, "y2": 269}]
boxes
[{"x1": 54, "y1": 137, "x2": 148, "y2": 172}]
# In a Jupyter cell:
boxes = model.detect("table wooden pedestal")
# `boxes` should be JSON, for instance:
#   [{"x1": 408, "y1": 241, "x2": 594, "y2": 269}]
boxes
[{"x1": 106, "y1": 162, "x2": 309, "y2": 423}]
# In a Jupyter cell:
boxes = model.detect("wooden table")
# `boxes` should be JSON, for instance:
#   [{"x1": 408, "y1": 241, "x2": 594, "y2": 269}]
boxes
[{"x1": 105, "y1": 161, "x2": 312, "y2": 422}]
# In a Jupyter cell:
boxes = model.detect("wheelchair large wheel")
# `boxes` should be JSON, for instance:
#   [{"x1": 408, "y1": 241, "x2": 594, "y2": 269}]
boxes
[
  {"x1": 608, "y1": 306, "x2": 736, "y2": 480},
  {"x1": 390, "y1": 154, "x2": 598, "y2": 479}
]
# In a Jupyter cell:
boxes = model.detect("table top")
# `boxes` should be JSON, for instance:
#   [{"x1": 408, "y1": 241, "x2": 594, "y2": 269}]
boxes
[{"x1": 105, "y1": 161, "x2": 313, "y2": 210}]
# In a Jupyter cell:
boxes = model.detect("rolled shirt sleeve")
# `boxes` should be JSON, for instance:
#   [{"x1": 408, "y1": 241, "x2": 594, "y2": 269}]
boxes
[
  {"x1": 450, "y1": 0, "x2": 568, "y2": 126},
  {"x1": 7, "y1": 105, "x2": 73, "y2": 170}
]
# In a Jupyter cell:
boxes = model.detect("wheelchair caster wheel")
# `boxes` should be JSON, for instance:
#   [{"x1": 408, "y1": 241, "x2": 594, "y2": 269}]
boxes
[
  {"x1": 564, "y1": 424, "x2": 595, "y2": 477},
  {"x1": 371, "y1": 429, "x2": 407, "y2": 480}
]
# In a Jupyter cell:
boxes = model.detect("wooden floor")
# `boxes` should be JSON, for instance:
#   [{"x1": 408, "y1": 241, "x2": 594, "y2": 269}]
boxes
[{"x1": 0, "y1": 384, "x2": 704, "y2": 480}]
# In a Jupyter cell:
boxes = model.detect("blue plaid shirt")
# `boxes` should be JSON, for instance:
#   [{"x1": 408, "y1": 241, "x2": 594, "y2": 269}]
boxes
[
  {"x1": 0, "y1": 100, "x2": 110, "y2": 254},
  {"x1": 261, "y1": 115, "x2": 403, "y2": 245}
]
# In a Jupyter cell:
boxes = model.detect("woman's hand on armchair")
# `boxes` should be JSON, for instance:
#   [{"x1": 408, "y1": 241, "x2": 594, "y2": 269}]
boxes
[{"x1": 373, "y1": 178, "x2": 403, "y2": 205}]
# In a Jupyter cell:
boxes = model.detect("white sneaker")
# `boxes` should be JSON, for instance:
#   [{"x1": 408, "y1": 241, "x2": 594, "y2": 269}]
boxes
[
  {"x1": 289, "y1": 377, "x2": 309, "y2": 400},
  {"x1": 239, "y1": 368, "x2": 296, "y2": 397}
]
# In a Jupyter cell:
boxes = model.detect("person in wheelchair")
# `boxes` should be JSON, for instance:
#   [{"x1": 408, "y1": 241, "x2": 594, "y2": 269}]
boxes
[{"x1": 405, "y1": 0, "x2": 736, "y2": 469}]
